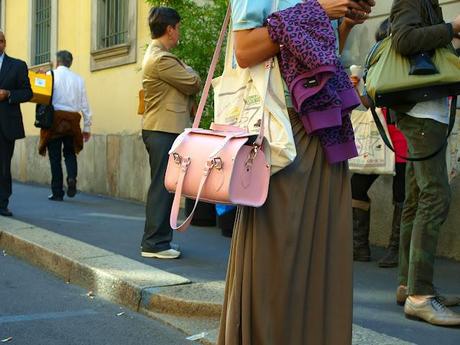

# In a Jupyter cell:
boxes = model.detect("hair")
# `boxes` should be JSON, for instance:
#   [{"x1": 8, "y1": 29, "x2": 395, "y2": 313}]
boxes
[
  {"x1": 148, "y1": 7, "x2": 181, "y2": 39},
  {"x1": 56, "y1": 50, "x2": 73, "y2": 67},
  {"x1": 375, "y1": 18, "x2": 390, "y2": 42}
]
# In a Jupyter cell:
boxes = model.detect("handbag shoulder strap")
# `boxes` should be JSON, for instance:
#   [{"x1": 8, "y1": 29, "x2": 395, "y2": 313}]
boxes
[
  {"x1": 369, "y1": 97, "x2": 457, "y2": 162},
  {"x1": 192, "y1": 3, "x2": 272, "y2": 150},
  {"x1": 192, "y1": 4, "x2": 231, "y2": 129}
]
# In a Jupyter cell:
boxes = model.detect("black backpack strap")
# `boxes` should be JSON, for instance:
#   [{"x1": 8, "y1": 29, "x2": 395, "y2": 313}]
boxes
[{"x1": 369, "y1": 96, "x2": 457, "y2": 162}]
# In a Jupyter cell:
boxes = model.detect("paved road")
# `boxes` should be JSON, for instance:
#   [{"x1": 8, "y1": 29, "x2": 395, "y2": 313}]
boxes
[
  {"x1": 0, "y1": 253, "x2": 193, "y2": 345},
  {"x1": 5, "y1": 182, "x2": 460, "y2": 344}
]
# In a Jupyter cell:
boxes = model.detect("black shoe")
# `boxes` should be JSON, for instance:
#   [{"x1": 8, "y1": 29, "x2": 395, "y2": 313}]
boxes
[
  {"x1": 0, "y1": 208, "x2": 13, "y2": 217},
  {"x1": 48, "y1": 194, "x2": 64, "y2": 201},
  {"x1": 67, "y1": 178, "x2": 77, "y2": 198}
]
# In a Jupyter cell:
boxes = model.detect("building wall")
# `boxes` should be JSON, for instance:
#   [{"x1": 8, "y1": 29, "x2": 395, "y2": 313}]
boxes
[
  {"x1": 7, "y1": 0, "x2": 152, "y2": 201},
  {"x1": 6, "y1": 0, "x2": 460, "y2": 259}
]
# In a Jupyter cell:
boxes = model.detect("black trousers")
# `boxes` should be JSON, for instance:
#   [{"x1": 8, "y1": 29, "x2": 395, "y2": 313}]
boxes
[
  {"x1": 351, "y1": 162, "x2": 406, "y2": 204},
  {"x1": 0, "y1": 130, "x2": 15, "y2": 209},
  {"x1": 141, "y1": 130, "x2": 177, "y2": 252},
  {"x1": 47, "y1": 136, "x2": 77, "y2": 197}
]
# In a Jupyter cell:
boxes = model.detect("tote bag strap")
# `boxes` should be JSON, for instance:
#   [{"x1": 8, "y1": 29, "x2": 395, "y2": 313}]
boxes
[{"x1": 369, "y1": 97, "x2": 457, "y2": 162}]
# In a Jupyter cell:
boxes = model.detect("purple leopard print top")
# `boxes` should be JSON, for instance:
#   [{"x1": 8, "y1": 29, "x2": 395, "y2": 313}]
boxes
[{"x1": 267, "y1": 0, "x2": 359, "y2": 164}]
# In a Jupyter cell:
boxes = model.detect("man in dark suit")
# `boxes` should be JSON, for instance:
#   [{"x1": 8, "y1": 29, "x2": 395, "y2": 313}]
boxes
[{"x1": 0, "y1": 31, "x2": 33, "y2": 216}]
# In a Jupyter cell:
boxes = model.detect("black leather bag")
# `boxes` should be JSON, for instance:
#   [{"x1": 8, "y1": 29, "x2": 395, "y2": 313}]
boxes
[
  {"x1": 34, "y1": 70, "x2": 54, "y2": 129},
  {"x1": 409, "y1": 51, "x2": 439, "y2": 75}
]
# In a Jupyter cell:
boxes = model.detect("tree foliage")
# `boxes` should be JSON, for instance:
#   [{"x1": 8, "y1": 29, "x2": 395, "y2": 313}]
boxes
[{"x1": 144, "y1": 0, "x2": 228, "y2": 128}]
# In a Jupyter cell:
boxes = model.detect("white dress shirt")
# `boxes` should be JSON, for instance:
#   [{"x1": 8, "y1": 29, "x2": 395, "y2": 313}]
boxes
[
  {"x1": 0, "y1": 53, "x2": 4, "y2": 71},
  {"x1": 49, "y1": 66, "x2": 92, "y2": 132}
]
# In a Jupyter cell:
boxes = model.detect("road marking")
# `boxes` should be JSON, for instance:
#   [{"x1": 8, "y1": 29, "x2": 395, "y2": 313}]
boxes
[
  {"x1": 0, "y1": 309, "x2": 98, "y2": 324},
  {"x1": 84, "y1": 213, "x2": 145, "y2": 221}
]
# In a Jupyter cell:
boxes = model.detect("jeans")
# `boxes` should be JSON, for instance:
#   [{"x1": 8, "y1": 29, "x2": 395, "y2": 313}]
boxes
[{"x1": 396, "y1": 114, "x2": 451, "y2": 295}]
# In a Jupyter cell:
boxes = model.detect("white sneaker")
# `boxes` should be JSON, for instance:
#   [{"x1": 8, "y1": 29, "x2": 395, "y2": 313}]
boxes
[{"x1": 141, "y1": 248, "x2": 181, "y2": 259}]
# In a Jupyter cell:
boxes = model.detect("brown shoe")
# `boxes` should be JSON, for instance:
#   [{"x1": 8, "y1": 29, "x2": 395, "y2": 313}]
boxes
[
  {"x1": 396, "y1": 286, "x2": 460, "y2": 307},
  {"x1": 404, "y1": 297, "x2": 460, "y2": 326}
]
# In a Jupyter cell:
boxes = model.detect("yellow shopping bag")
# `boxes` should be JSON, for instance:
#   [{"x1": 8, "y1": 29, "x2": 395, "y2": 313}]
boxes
[{"x1": 28, "y1": 70, "x2": 53, "y2": 105}]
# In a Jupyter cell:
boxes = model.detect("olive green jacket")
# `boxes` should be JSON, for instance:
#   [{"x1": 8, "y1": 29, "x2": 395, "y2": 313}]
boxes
[
  {"x1": 390, "y1": 0, "x2": 454, "y2": 56},
  {"x1": 142, "y1": 40, "x2": 201, "y2": 134}
]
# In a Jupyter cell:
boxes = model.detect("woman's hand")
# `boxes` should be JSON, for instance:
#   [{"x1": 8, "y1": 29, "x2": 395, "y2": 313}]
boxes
[{"x1": 318, "y1": 0, "x2": 374, "y2": 20}]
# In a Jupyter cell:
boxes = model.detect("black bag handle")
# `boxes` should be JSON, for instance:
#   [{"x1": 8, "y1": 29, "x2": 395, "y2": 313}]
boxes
[
  {"x1": 49, "y1": 70, "x2": 54, "y2": 106},
  {"x1": 369, "y1": 97, "x2": 457, "y2": 162},
  {"x1": 423, "y1": 0, "x2": 439, "y2": 26}
]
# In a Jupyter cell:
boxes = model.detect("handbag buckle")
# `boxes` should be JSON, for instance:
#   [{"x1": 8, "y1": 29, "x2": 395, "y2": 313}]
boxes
[
  {"x1": 173, "y1": 153, "x2": 182, "y2": 165},
  {"x1": 181, "y1": 157, "x2": 191, "y2": 172},
  {"x1": 206, "y1": 157, "x2": 223, "y2": 171},
  {"x1": 245, "y1": 145, "x2": 259, "y2": 169}
]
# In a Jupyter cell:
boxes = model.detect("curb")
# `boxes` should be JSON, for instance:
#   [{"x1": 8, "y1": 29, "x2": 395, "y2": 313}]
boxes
[
  {"x1": 0, "y1": 217, "x2": 191, "y2": 313},
  {"x1": 141, "y1": 282, "x2": 224, "y2": 318}
]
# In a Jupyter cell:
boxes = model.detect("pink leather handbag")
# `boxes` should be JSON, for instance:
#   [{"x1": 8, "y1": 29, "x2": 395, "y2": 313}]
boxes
[{"x1": 164, "y1": 5, "x2": 271, "y2": 232}]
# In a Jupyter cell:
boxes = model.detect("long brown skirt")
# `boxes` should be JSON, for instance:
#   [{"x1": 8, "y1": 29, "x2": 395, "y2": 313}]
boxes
[{"x1": 218, "y1": 112, "x2": 353, "y2": 345}]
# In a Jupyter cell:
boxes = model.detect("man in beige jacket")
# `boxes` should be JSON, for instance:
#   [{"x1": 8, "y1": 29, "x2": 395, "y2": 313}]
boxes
[{"x1": 141, "y1": 7, "x2": 200, "y2": 259}]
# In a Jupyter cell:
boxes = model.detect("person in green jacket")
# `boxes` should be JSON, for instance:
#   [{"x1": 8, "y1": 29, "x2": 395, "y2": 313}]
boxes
[{"x1": 390, "y1": 0, "x2": 460, "y2": 326}]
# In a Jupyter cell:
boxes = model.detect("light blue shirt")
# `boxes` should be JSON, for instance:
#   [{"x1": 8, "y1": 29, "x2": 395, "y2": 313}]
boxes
[
  {"x1": 231, "y1": 0, "x2": 340, "y2": 52},
  {"x1": 0, "y1": 53, "x2": 4, "y2": 72}
]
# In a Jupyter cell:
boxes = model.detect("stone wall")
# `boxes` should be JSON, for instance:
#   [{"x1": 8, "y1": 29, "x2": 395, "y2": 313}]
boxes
[{"x1": 11, "y1": 134, "x2": 151, "y2": 202}]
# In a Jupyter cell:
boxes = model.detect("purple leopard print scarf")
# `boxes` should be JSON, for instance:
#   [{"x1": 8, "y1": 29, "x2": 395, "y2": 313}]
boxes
[{"x1": 267, "y1": 0, "x2": 359, "y2": 164}]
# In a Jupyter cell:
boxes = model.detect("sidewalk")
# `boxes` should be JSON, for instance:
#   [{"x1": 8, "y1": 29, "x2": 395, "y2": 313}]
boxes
[{"x1": 1, "y1": 182, "x2": 460, "y2": 345}]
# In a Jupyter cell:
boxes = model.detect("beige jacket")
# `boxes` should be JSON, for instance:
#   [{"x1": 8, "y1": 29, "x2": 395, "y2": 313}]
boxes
[{"x1": 142, "y1": 40, "x2": 201, "y2": 134}]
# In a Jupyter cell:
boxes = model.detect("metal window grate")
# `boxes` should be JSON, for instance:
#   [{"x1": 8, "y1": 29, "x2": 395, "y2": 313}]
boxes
[
  {"x1": 99, "y1": 0, "x2": 128, "y2": 49},
  {"x1": 34, "y1": 0, "x2": 51, "y2": 65}
]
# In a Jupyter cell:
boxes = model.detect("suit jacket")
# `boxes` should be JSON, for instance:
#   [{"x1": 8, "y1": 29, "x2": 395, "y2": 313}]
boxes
[
  {"x1": 142, "y1": 40, "x2": 201, "y2": 134},
  {"x1": 390, "y1": 0, "x2": 452, "y2": 56},
  {"x1": 0, "y1": 54, "x2": 33, "y2": 141}
]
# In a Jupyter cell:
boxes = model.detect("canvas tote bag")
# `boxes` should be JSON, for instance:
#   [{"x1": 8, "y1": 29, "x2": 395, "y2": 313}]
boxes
[
  {"x1": 164, "y1": 5, "x2": 271, "y2": 232},
  {"x1": 349, "y1": 108, "x2": 395, "y2": 175},
  {"x1": 212, "y1": 1, "x2": 296, "y2": 175}
]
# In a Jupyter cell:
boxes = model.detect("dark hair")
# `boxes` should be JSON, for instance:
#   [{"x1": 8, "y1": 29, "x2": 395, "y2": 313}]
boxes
[
  {"x1": 56, "y1": 50, "x2": 73, "y2": 67},
  {"x1": 375, "y1": 18, "x2": 390, "y2": 42},
  {"x1": 148, "y1": 7, "x2": 181, "y2": 39}
]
